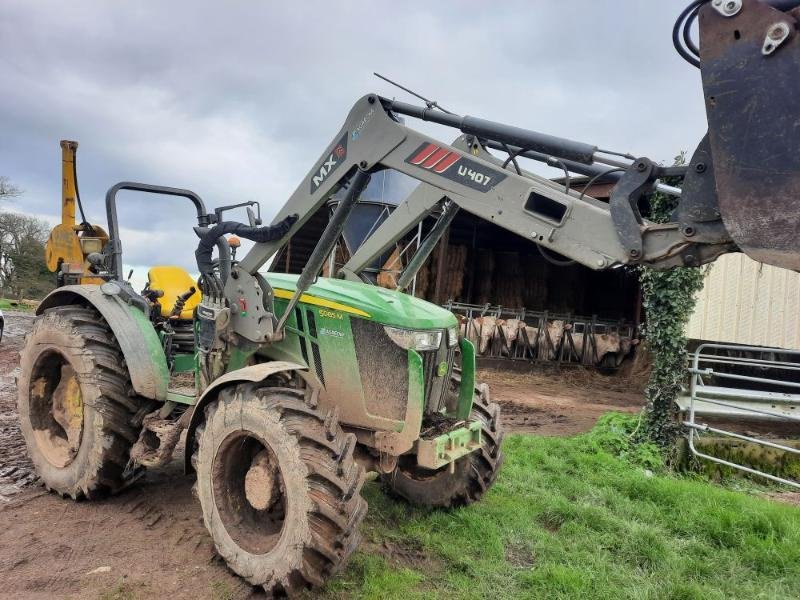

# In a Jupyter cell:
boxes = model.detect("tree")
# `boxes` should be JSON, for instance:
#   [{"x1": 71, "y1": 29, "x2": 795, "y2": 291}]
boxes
[
  {"x1": 0, "y1": 176, "x2": 22, "y2": 202},
  {"x1": 0, "y1": 178, "x2": 54, "y2": 300},
  {"x1": 639, "y1": 154, "x2": 706, "y2": 448}
]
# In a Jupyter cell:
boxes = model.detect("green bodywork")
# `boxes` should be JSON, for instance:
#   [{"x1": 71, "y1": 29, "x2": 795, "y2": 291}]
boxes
[
  {"x1": 251, "y1": 274, "x2": 479, "y2": 461},
  {"x1": 50, "y1": 274, "x2": 480, "y2": 466},
  {"x1": 258, "y1": 273, "x2": 475, "y2": 445}
]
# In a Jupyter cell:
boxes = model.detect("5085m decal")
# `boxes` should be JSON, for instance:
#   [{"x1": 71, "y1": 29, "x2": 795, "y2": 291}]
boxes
[{"x1": 405, "y1": 142, "x2": 507, "y2": 192}]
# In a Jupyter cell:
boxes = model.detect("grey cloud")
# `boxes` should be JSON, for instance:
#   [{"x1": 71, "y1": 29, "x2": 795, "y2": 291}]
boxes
[{"x1": 1, "y1": 0, "x2": 706, "y2": 269}]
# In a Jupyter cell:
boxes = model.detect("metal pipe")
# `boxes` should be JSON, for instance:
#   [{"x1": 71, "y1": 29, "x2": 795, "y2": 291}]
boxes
[
  {"x1": 481, "y1": 140, "x2": 682, "y2": 197},
  {"x1": 275, "y1": 169, "x2": 371, "y2": 333},
  {"x1": 104, "y1": 181, "x2": 210, "y2": 280},
  {"x1": 382, "y1": 98, "x2": 597, "y2": 164},
  {"x1": 397, "y1": 201, "x2": 460, "y2": 291}
]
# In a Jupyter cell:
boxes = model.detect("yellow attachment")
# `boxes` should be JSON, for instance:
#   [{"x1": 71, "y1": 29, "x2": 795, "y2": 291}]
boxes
[
  {"x1": 61, "y1": 140, "x2": 78, "y2": 226},
  {"x1": 227, "y1": 235, "x2": 241, "y2": 248},
  {"x1": 44, "y1": 139, "x2": 108, "y2": 284},
  {"x1": 147, "y1": 265, "x2": 201, "y2": 319}
]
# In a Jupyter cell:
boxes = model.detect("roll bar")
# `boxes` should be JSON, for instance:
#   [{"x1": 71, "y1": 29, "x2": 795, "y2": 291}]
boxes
[{"x1": 104, "y1": 182, "x2": 212, "y2": 280}]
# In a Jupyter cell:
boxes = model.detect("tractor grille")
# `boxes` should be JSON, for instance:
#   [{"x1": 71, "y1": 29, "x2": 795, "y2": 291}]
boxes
[
  {"x1": 351, "y1": 319, "x2": 452, "y2": 420},
  {"x1": 351, "y1": 319, "x2": 408, "y2": 421},
  {"x1": 421, "y1": 343, "x2": 456, "y2": 414}
]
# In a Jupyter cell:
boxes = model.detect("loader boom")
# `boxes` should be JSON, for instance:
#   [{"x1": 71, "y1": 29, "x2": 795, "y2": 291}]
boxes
[{"x1": 239, "y1": 0, "x2": 800, "y2": 305}]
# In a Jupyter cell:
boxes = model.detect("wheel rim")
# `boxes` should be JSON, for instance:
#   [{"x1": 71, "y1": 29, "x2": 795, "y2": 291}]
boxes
[
  {"x1": 28, "y1": 350, "x2": 84, "y2": 468},
  {"x1": 212, "y1": 431, "x2": 288, "y2": 555}
]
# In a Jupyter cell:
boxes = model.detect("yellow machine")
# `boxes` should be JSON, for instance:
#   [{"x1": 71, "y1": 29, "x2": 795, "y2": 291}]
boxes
[{"x1": 44, "y1": 140, "x2": 109, "y2": 285}]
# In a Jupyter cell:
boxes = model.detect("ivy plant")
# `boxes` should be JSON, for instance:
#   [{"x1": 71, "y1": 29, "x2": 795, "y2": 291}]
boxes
[{"x1": 638, "y1": 154, "x2": 706, "y2": 448}]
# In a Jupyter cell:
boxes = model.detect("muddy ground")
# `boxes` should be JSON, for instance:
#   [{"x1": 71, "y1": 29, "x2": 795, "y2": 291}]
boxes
[{"x1": 0, "y1": 312, "x2": 645, "y2": 599}]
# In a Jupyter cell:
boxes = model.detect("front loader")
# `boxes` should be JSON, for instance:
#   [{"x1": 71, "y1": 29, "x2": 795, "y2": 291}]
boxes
[{"x1": 17, "y1": 0, "x2": 800, "y2": 595}]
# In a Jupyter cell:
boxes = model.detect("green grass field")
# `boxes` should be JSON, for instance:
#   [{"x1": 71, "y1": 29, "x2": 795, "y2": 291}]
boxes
[
  {"x1": 320, "y1": 414, "x2": 800, "y2": 600},
  {"x1": 0, "y1": 297, "x2": 34, "y2": 312}
]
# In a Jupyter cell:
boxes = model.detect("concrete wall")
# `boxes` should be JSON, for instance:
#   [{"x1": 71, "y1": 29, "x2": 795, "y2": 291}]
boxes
[{"x1": 687, "y1": 253, "x2": 800, "y2": 350}]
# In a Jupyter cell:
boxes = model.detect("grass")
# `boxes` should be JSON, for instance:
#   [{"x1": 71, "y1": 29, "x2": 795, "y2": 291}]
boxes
[
  {"x1": 319, "y1": 414, "x2": 800, "y2": 600},
  {"x1": 0, "y1": 297, "x2": 35, "y2": 312}
]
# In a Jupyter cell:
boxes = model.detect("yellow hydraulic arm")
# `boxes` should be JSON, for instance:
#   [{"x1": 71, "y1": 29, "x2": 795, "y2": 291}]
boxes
[{"x1": 44, "y1": 140, "x2": 108, "y2": 286}]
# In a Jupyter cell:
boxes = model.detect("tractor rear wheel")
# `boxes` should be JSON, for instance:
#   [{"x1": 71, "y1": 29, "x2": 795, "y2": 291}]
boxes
[
  {"x1": 193, "y1": 383, "x2": 367, "y2": 596},
  {"x1": 383, "y1": 381, "x2": 504, "y2": 508},
  {"x1": 17, "y1": 306, "x2": 143, "y2": 499}
]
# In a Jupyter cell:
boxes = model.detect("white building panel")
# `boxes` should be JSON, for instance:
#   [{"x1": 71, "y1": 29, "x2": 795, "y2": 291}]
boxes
[{"x1": 687, "y1": 253, "x2": 800, "y2": 350}]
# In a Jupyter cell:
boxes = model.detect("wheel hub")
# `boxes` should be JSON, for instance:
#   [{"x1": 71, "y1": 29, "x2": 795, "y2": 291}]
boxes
[
  {"x1": 244, "y1": 450, "x2": 279, "y2": 511},
  {"x1": 29, "y1": 355, "x2": 84, "y2": 468},
  {"x1": 211, "y1": 432, "x2": 287, "y2": 555}
]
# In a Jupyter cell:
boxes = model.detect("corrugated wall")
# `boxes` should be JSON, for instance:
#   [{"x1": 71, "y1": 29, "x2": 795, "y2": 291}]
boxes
[{"x1": 686, "y1": 253, "x2": 800, "y2": 350}]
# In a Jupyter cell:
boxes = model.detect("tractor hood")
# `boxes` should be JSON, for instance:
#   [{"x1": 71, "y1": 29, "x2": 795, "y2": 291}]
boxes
[{"x1": 265, "y1": 272, "x2": 457, "y2": 330}]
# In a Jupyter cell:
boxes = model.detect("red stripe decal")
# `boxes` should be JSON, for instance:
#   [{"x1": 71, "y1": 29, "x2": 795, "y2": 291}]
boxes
[
  {"x1": 409, "y1": 143, "x2": 439, "y2": 165},
  {"x1": 421, "y1": 148, "x2": 451, "y2": 168},
  {"x1": 432, "y1": 152, "x2": 460, "y2": 173}
]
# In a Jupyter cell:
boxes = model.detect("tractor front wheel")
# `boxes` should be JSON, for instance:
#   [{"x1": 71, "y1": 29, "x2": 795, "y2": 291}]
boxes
[
  {"x1": 17, "y1": 306, "x2": 143, "y2": 499},
  {"x1": 383, "y1": 382, "x2": 504, "y2": 508},
  {"x1": 193, "y1": 383, "x2": 367, "y2": 596}
]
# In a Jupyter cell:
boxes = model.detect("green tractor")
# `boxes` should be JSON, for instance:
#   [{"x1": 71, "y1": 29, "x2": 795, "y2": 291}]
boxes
[{"x1": 20, "y1": 135, "x2": 504, "y2": 595}]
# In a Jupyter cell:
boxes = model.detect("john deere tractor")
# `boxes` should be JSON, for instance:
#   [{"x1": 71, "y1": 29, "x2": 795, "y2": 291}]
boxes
[
  {"x1": 20, "y1": 139, "x2": 504, "y2": 595},
  {"x1": 21, "y1": 1, "x2": 800, "y2": 589}
]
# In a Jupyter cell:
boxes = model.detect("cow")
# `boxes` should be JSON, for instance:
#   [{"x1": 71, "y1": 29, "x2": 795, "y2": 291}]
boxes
[{"x1": 564, "y1": 331, "x2": 639, "y2": 367}]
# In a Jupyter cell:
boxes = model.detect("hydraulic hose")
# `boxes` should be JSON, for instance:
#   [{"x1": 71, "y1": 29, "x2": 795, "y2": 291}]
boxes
[{"x1": 194, "y1": 214, "x2": 298, "y2": 277}]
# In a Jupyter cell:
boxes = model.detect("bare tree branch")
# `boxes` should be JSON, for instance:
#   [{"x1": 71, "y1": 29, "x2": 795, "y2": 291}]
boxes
[{"x1": 0, "y1": 176, "x2": 22, "y2": 201}]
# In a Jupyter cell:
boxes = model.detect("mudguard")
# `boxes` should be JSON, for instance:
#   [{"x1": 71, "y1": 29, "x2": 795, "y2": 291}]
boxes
[
  {"x1": 37, "y1": 285, "x2": 170, "y2": 400},
  {"x1": 183, "y1": 361, "x2": 305, "y2": 474}
]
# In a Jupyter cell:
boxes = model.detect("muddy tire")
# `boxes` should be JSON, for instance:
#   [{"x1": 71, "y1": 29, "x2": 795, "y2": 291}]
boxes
[
  {"x1": 193, "y1": 383, "x2": 367, "y2": 596},
  {"x1": 383, "y1": 381, "x2": 504, "y2": 508},
  {"x1": 17, "y1": 306, "x2": 143, "y2": 499}
]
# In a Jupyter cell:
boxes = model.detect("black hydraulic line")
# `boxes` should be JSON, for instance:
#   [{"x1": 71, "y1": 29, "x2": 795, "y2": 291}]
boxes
[
  {"x1": 673, "y1": 0, "x2": 706, "y2": 68},
  {"x1": 382, "y1": 98, "x2": 598, "y2": 164},
  {"x1": 274, "y1": 168, "x2": 372, "y2": 334},
  {"x1": 71, "y1": 149, "x2": 91, "y2": 229},
  {"x1": 396, "y1": 200, "x2": 460, "y2": 292},
  {"x1": 195, "y1": 215, "x2": 298, "y2": 277},
  {"x1": 537, "y1": 244, "x2": 575, "y2": 267},
  {"x1": 578, "y1": 168, "x2": 626, "y2": 201},
  {"x1": 482, "y1": 139, "x2": 624, "y2": 185},
  {"x1": 215, "y1": 238, "x2": 231, "y2": 283}
]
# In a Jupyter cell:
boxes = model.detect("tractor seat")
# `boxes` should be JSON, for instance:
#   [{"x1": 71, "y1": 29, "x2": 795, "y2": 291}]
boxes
[{"x1": 147, "y1": 265, "x2": 201, "y2": 320}]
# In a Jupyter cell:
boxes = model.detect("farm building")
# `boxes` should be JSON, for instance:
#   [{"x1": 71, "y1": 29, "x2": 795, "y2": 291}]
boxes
[{"x1": 687, "y1": 252, "x2": 800, "y2": 351}]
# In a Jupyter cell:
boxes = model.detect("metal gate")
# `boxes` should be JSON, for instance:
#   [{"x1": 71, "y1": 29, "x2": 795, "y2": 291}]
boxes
[
  {"x1": 444, "y1": 301, "x2": 637, "y2": 369},
  {"x1": 680, "y1": 343, "x2": 800, "y2": 489}
]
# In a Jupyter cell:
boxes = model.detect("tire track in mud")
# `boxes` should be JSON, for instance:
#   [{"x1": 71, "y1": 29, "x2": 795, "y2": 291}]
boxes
[
  {"x1": 0, "y1": 312, "x2": 38, "y2": 501},
  {"x1": 499, "y1": 400, "x2": 569, "y2": 433}
]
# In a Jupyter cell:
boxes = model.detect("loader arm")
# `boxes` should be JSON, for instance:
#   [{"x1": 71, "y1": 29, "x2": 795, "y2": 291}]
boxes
[{"x1": 240, "y1": 94, "x2": 727, "y2": 283}]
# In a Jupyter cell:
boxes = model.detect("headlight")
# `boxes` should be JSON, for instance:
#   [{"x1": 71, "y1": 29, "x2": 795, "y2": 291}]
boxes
[
  {"x1": 447, "y1": 325, "x2": 459, "y2": 348},
  {"x1": 384, "y1": 326, "x2": 442, "y2": 351}
]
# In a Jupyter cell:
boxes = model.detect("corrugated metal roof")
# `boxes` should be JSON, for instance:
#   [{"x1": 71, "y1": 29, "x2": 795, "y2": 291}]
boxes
[{"x1": 686, "y1": 253, "x2": 800, "y2": 350}]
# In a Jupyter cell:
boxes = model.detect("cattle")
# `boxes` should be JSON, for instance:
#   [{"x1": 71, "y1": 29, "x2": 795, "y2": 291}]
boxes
[
  {"x1": 564, "y1": 331, "x2": 639, "y2": 367},
  {"x1": 458, "y1": 315, "x2": 502, "y2": 355},
  {"x1": 457, "y1": 316, "x2": 568, "y2": 360}
]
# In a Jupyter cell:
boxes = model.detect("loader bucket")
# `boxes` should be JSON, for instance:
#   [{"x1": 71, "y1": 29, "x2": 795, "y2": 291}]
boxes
[{"x1": 700, "y1": 0, "x2": 800, "y2": 271}]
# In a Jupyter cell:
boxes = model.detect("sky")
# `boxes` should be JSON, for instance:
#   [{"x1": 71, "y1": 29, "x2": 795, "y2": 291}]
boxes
[{"x1": 0, "y1": 0, "x2": 707, "y2": 288}]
